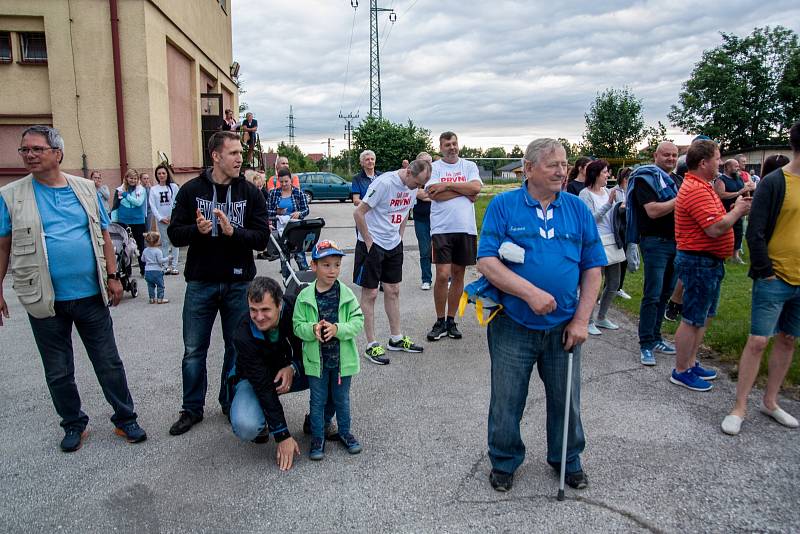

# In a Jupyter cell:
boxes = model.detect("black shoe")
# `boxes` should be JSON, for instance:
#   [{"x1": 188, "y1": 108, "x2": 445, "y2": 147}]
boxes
[
  {"x1": 427, "y1": 319, "x2": 447, "y2": 341},
  {"x1": 252, "y1": 428, "x2": 270, "y2": 444},
  {"x1": 303, "y1": 413, "x2": 339, "y2": 440},
  {"x1": 387, "y1": 336, "x2": 424, "y2": 353},
  {"x1": 60, "y1": 428, "x2": 88, "y2": 453},
  {"x1": 169, "y1": 411, "x2": 203, "y2": 436},
  {"x1": 565, "y1": 470, "x2": 589, "y2": 489},
  {"x1": 446, "y1": 320, "x2": 463, "y2": 339},
  {"x1": 664, "y1": 300, "x2": 682, "y2": 322},
  {"x1": 489, "y1": 469, "x2": 514, "y2": 492}
]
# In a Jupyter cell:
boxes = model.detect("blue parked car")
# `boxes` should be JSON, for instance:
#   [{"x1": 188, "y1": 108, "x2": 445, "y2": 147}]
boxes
[{"x1": 297, "y1": 172, "x2": 352, "y2": 203}]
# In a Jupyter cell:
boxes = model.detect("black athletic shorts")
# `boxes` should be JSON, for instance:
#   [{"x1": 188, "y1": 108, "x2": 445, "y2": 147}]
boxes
[
  {"x1": 431, "y1": 232, "x2": 477, "y2": 266},
  {"x1": 353, "y1": 241, "x2": 403, "y2": 288}
]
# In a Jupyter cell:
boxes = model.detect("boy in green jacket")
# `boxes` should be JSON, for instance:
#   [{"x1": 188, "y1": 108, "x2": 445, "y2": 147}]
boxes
[{"x1": 293, "y1": 240, "x2": 365, "y2": 460}]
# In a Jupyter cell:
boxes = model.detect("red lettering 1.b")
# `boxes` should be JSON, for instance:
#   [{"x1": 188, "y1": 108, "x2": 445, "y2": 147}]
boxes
[{"x1": 390, "y1": 214, "x2": 403, "y2": 224}]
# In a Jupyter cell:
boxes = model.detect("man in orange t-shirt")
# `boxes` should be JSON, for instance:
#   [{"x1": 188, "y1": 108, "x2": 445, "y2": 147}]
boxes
[
  {"x1": 671, "y1": 140, "x2": 751, "y2": 392},
  {"x1": 266, "y1": 156, "x2": 300, "y2": 190}
]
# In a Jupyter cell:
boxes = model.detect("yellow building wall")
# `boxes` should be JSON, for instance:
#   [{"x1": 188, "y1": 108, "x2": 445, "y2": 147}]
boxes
[{"x1": 0, "y1": 0, "x2": 237, "y2": 186}]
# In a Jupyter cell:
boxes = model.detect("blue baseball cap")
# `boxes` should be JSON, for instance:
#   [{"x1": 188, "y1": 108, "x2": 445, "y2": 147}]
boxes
[{"x1": 312, "y1": 239, "x2": 345, "y2": 260}]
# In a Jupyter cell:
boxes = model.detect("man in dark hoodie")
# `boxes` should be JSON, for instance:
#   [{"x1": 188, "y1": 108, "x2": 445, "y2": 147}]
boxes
[{"x1": 167, "y1": 130, "x2": 270, "y2": 436}]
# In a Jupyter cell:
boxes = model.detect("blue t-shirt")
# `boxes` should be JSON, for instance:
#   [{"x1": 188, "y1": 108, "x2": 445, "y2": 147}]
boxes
[
  {"x1": 0, "y1": 181, "x2": 111, "y2": 301},
  {"x1": 477, "y1": 183, "x2": 607, "y2": 330},
  {"x1": 350, "y1": 169, "x2": 381, "y2": 199},
  {"x1": 277, "y1": 196, "x2": 294, "y2": 213}
]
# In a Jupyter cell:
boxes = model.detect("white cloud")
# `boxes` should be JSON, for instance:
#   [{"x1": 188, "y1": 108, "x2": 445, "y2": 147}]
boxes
[{"x1": 232, "y1": 0, "x2": 800, "y2": 153}]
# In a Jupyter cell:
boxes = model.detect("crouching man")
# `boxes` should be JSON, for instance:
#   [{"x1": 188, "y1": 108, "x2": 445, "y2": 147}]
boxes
[{"x1": 229, "y1": 276, "x2": 336, "y2": 470}]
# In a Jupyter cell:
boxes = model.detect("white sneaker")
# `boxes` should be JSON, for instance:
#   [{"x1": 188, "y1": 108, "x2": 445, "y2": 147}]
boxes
[
  {"x1": 595, "y1": 318, "x2": 619, "y2": 330},
  {"x1": 420, "y1": 282, "x2": 431, "y2": 290},
  {"x1": 760, "y1": 402, "x2": 799, "y2": 428},
  {"x1": 616, "y1": 289, "x2": 632, "y2": 300},
  {"x1": 588, "y1": 322, "x2": 602, "y2": 336},
  {"x1": 721, "y1": 414, "x2": 743, "y2": 435}
]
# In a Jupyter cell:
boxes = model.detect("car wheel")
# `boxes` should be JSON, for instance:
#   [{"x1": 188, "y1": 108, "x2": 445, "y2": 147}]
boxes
[{"x1": 304, "y1": 191, "x2": 313, "y2": 204}]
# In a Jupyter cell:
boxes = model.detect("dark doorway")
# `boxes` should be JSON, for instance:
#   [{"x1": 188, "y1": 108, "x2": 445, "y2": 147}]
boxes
[{"x1": 200, "y1": 93, "x2": 223, "y2": 168}]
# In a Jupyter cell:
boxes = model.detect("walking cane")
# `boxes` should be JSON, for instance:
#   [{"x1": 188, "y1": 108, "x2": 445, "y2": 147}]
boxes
[{"x1": 557, "y1": 350, "x2": 574, "y2": 501}]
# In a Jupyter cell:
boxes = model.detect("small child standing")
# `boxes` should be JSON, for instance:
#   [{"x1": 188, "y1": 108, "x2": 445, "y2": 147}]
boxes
[
  {"x1": 293, "y1": 240, "x2": 365, "y2": 460},
  {"x1": 142, "y1": 232, "x2": 172, "y2": 304}
]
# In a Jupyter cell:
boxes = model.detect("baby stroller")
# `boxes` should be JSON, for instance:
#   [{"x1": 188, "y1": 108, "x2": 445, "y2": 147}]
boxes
[
  {"x1": 262, "y1": 218, "x2": 325, "y2": 297},
  {"x1": 107, "y1": 222, "x2": 139, "y2": 298}
]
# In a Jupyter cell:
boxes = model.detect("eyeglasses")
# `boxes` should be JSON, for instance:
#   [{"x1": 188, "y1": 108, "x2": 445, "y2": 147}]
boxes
[{"x1": 18, "y1": 146, "x2": 57, "y2": 156}]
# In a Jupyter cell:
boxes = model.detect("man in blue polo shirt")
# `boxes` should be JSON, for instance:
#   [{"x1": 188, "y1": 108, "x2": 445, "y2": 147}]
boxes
[
  {"x1": 477, "y1": 138, "x2": 605, "y2": 493},
  {"x1": 351, "y1": 150, "x2": 380, "y2": 206}
]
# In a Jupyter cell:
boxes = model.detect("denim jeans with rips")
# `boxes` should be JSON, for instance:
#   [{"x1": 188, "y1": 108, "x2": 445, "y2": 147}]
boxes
[
  {"x1": 487, "y1": 313, "x2": 585, "y2": 475},
  {"x1": 180, "y1": 281, "x2": 249, "y2": 416}
]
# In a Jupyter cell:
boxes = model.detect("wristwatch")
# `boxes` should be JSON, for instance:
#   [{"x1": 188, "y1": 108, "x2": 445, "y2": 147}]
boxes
[{"x1": 107, "y1": 272, "x2": 121, "y2": 280}]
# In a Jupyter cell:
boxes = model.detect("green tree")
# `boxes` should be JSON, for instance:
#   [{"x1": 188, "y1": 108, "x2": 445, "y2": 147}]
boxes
[
  {"x1": 556, "y1": 138, "x2": 586, "y2": 163},
  {"x1": 483, "y1": 146, "x2": 510, "y2": 176},
  {"x1": 669, "y1": 26, "x2": 800, "y2": 151},
  {"x1": 638, "y1": 121, "x2": 674, "y2": 161},
  {"x1": 269, "y1": 142, "x2": 319, "y2": 173},
  {"x1": 352, "y1": 116, "x2": 433, "y2": 172},
  {"x1": 508, "y1": 145, "x2": 524, "y2": 158},
  {"x1": 457, "y1": 145, "x2": 484, "y2": 159},
  {"x1": 583, "y1": 87, "x2": 646, "y2": 158}
]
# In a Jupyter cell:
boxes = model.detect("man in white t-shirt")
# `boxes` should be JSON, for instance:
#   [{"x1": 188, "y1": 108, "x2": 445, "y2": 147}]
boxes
[
  {"x1": 353, "y1": 158, "x2": 432, "y2": 364},
  {"x1": 426, "y1": 131, "x2": 483, "y2": 342}
]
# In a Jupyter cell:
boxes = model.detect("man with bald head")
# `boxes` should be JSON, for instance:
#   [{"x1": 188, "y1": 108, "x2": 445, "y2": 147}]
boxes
[
  {"x1": 715, "y1": 158, "x2": 755, "y2": 264},
  {"x1": 631, "y1": 141, "x2": 681, "y2": 365}
]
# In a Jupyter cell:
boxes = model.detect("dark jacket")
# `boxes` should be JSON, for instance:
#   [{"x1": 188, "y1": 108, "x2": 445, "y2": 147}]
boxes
[
  {"x1": 168, "y1": 168, "x2": 269, "y2": 282},
  {"x1": 350, "y1": 169, "x2": 382, "y2": 200},
  {"x1": 746, "y1": 168, "x2": 787, "y2": 280},
  {"x1": 232, "y1": 295, "x2": 303, "y2": 443}
]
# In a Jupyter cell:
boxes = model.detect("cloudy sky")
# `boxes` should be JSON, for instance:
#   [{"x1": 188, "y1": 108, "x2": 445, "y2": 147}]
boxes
[{"x1": 232, "y1": 0, "x2": 800, "y2": 155}]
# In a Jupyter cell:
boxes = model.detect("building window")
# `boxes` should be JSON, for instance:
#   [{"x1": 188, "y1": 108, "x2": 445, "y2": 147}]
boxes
[
  {"x1": 0, "y1": 32, "x2": 11, "y2": 63},
  {"x1": 19, "y1": 32, "x2": 47, "y2": 64}
]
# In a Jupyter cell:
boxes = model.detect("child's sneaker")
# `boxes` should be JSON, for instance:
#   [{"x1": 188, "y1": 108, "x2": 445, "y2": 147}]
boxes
[
  {"x1": 339, "y1": 432, "x2": 362, "y2": 454},
  {"x1": 157, "y1": 298, "x2": 170, "y2": 304},
  {"x1": 149, "y1": 299, "x2": 156, "y2": 304},
  {"x1": 309, "y1": 437, "x2": 325, "y2": 461}
]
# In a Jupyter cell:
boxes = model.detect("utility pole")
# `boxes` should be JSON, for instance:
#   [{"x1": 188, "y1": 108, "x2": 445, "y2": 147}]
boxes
[
  {"x1": 360, "y1": 0, "x2": 395, "y2": 118},
  {"x1": 327, "y1": 138, "x2": 334, "y2": 172},
  {"x1": 287, "y1": 105, "x2": 295, "y2": 146},
  {"x1": 339, "y1": 111, "x2": 359, "y2": 176}
]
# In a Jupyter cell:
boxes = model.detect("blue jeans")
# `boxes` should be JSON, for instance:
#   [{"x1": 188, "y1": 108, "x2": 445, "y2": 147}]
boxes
[
  {"x1": 487, "y1": 313, "x2": 584, "y2": 475},
  {"x1": 144, "y1": 270, "x2": 165, "y2": 300},
  {"x1": 27, "y1": 295, "x2": 137, "y2": 431},
  {"x1": 230, "y1": 371, "x2": 318, "y2": 441},
  {"x1": 414, "y1": 218, "x2": 432, "y2": 284},
  {"x1": 309, "y1": 367, "x2": 352, "y2": 439},
  {"x1": 156, "y1": 220, "x2": 179, "y2": 270},
  {"x1": 638, "y1": 237, "x2": 677, "y2": 348},
  {"x1": 181, "y1": 281, "x2": 249, "y2": 416},
  {"x1": 674, "y1": 251, "x2": 724, "y2": 327},
  {"x1": 750, "y1": 277, "x2": 800, "y2": 337}
]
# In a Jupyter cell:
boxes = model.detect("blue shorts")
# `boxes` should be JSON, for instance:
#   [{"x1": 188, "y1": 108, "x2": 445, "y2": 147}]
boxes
[
  {"x1": 750, "y1": 277, "x2": 800, "y2": 337},
  {"x1": 674, "y1": 252, "x2": 724, "y2": 327}
]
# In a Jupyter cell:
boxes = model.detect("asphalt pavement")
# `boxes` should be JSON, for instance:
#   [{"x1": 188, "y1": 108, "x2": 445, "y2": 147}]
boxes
[{"x1": 1, "y1": 200, "x2": 798, "y2": 533}]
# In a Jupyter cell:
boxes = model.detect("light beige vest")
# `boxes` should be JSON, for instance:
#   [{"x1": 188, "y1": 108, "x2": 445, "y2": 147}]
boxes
[{"x1": 0, "y1": 173, "x2": 109, "y2": 318}]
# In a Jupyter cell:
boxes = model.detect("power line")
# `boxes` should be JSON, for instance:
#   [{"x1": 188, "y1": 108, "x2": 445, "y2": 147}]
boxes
[{"x1": 339, "y1": 4, "x2": 358, "y2": 113}]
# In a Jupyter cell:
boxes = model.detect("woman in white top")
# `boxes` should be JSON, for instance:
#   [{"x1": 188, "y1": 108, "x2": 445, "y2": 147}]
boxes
[
  {"x1": 579, "y1": 159, "x2": 626, "y2": 334},
  {"x1": 148, "y1": 164, "x2": 180, "y2": 274}
]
